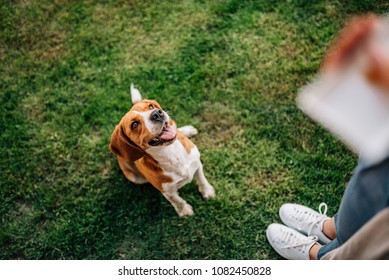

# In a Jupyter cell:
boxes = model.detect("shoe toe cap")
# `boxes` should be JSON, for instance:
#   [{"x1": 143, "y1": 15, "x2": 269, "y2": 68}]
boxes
[
  {"x1": 266, "y1": 223, "x2": 285, "y2": 242},
  {"x1": 279, "y1": 203, "x2": 295, "y2": 223}
]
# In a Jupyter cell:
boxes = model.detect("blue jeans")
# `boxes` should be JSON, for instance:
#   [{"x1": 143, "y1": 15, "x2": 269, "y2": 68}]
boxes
[{"x1": 317, "y1": 155, "x2": 389, "y2": 259}]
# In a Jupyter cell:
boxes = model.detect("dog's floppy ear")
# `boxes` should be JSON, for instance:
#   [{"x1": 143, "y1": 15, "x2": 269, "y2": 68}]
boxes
[
  {"x1": 109, "y1": 124, "x2": 145, "y2": 162},
  {"x1": 131, "y1": 84, "x2": 142, "y2": 105}
]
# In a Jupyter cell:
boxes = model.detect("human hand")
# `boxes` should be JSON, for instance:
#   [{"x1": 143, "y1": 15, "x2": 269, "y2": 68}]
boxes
[{"x1": 322, "y1": 15, "x2": 389, "y2": 92}]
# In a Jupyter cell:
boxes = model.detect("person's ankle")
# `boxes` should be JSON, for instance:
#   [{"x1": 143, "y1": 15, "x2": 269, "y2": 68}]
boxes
[
  {"x1": 322, "y1": 218, "x2": 336, "y2": 240},
  {"x1": 309, "y1": 243, "x2": 321, "y2": 260}
]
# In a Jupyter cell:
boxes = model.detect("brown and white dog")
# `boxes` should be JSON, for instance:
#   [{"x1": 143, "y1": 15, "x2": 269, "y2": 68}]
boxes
[{"x1": 109, "y1": 85, "x2": 215, "y2": 217}]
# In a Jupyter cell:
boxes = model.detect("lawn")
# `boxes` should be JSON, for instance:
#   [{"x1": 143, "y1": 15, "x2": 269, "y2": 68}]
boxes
[{"x1": 1, "y1": 0, "x2": 388, "y2": 260}]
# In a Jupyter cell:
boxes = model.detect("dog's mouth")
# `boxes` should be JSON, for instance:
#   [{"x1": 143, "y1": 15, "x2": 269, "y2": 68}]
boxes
[{"x1": 148, "y1": 122, "x2": 177, "y2": 146}]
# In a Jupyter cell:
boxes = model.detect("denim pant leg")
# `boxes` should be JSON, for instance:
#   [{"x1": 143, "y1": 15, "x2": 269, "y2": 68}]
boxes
[{"x1": 317, "y1": 156, "x2": 389, "y2": 259}]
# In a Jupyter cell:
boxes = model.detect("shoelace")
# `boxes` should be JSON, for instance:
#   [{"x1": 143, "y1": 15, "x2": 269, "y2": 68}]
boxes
[
  {"x1": 296, "y1": 202, "x2": 328, "y2": 236},
  {"x1": 280, "y1": 229, "x2": 318, "y2": 250}
]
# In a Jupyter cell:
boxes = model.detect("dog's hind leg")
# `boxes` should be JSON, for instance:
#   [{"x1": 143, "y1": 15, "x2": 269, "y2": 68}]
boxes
[{"x1": 118, "y1": 159, "x2": 148, "y2": 184}]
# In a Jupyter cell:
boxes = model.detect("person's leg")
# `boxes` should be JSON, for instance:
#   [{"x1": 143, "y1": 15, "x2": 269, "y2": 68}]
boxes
[
  {"x1": 322, "y1": 217, "x2": 336, "y2": 240},
  {"x1": 267, "y1": 156, "x2": 389, "y2": 260},
  {"x1": 308, "y1": 217, "x2": 337, "y2": 259},
  {"x1": 309, "y1": 244, "x2": 321, "y2": 260},
  {"x1": 321, "y1": 208, "x2": 389, "y2": 260},
  {"x1": 317, "y1": 156, "x2": 389, "y2": 259}
]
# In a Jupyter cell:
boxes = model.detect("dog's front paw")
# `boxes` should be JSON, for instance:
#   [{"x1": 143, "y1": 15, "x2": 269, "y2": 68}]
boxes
[
  {"x1": 201, "y1": 185, "x2": 216, "y2": 199},
  {"x1": 178, "y1": 203, "x2": 194, "y2": 218},
  {"x1": 178, "y1": 125, "x2": 198, "y2": 138}
]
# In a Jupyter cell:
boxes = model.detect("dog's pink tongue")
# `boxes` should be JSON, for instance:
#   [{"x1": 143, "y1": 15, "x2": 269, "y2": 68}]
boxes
[{"x1": 160, "y1": 125, "x2": 177, "y2": 140}]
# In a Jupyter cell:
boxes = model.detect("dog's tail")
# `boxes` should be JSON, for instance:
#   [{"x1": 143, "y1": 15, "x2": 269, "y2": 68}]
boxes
[{"x1": 131, "y1": 83, "x2": 142, "y2": 104}]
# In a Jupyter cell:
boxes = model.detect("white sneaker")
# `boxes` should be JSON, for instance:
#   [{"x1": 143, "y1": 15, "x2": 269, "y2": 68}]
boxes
[
  {"x1": 279, "y1": 203, "x2": 332, "y2": 244},
  {"x1": 266, "y1": 223, "x2": 319, "y2": 260}
]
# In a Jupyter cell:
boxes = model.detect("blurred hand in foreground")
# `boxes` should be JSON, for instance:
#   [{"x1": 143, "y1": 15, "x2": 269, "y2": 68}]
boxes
[{"x1": 322, "y1": 14, "x2": 389, "y2": 91}]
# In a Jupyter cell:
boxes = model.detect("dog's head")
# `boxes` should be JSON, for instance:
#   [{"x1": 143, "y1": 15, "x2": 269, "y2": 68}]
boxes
[{"x1": 109, "y1": 85, "x2": 177, "y2": 161}]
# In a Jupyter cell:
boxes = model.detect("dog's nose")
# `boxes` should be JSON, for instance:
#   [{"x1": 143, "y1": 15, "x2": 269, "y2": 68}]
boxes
[{"x1": 150, "y1": 109, "x2": 165, "y2": 123}]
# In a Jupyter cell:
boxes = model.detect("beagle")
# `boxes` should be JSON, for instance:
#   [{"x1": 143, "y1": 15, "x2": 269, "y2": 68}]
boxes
[{"x1": 109, "y1": 85, "x2": 215, "y2": 217}]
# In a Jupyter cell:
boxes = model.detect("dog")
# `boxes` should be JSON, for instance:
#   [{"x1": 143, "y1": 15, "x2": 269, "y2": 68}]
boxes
[{"x1": 109, "y1": 84, "x2": 215, "y2": 217}]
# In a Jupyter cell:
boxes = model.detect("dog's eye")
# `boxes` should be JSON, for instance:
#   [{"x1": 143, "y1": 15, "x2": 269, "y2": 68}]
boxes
[
  {"x1": 149, "y1": 104, "x2": 154, "y2": 110},
  {"x1": 131, "y1": 121, "x2": 139, "y2": 130}
]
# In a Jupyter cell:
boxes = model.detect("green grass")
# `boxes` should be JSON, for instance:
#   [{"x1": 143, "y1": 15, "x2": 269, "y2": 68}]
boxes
[{"x1": 1, "y1": 0, "x2": 388, "y2": 260}]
